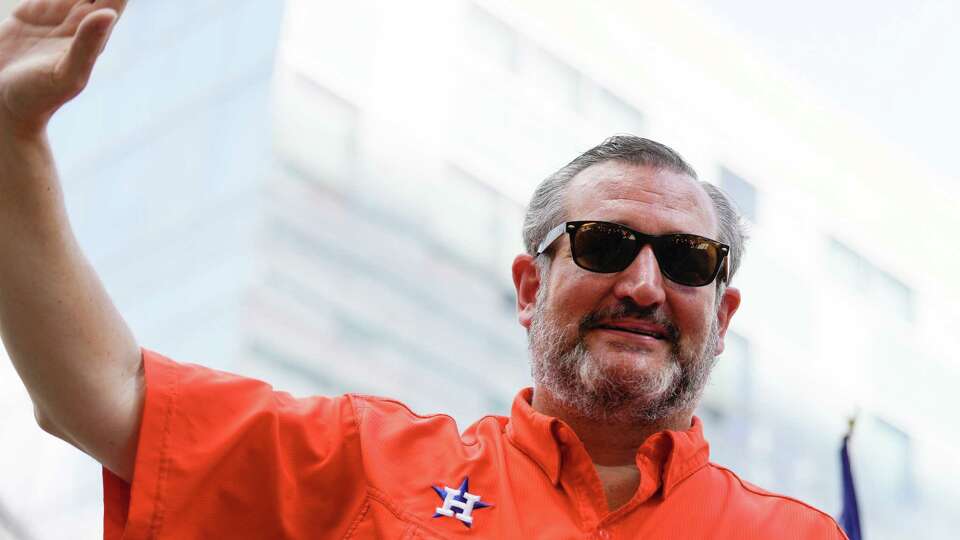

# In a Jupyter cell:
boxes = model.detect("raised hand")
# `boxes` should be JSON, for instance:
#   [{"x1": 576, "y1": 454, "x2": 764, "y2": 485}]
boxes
[{"x1": 0, "y1": 0, "x2": 126, "y2": 135}]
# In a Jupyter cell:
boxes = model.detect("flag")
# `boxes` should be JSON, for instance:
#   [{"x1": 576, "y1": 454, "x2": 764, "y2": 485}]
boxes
[{"x1": 838, "y1": 433, "x2": 863, "y2": 540}]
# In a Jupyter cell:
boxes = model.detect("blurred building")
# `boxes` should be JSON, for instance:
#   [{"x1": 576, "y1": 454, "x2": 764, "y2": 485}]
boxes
[
  {"x1": 0, "y1": 0, "x2": 285, "y2": 538},
  {"x1": 1, "y1": 0, "x2": 957, "y2": 538}
]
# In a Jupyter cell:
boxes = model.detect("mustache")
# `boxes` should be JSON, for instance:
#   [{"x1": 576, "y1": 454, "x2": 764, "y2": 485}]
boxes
[{"x1": 578, "y1": 299, "x2": 680, "y2": 343}]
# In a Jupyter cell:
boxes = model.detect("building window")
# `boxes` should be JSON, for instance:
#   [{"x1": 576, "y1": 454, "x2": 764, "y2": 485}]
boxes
[
  {"x1": 873, "y1": 268, "x2": 914, "y2": 320},
  {"x1": 465, "y1": 3, "x2": 519, "y2": 72},
  {"x1": 518, "y1": 45, "x2": 582, "y2": 112},
  {"x1": 828, "y1": 237, "x2": 914, "y2": 322},
  {"x1": 426, "y1": 166, "x2": 501, "y2": 268},
  {"x1": 862, "y1": 416, "x2": 914, "y2": 503},
  {"x1": 828, "y1": 237, "x2": 867, "y2": 294},
  {"x1": 701, "y1": 330, "x2": 751, "y2": 417},
  {"x1": 720, "y1": 167, "x2": 757, "y2": 222},
  {"x1": 585, "y1": 85, "x2": 644, "y2": 135},
  {"x1": 272, "y1": 69, "x2": 359, "y2": 189}
]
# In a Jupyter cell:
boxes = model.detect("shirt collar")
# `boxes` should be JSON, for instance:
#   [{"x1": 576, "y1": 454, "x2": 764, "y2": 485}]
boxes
[{"x1": 505, "y1": 387, "x2": 710, "y2": 499}]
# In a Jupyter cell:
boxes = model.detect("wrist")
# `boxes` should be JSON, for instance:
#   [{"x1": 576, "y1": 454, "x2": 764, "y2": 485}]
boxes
[
  {"x1": 0, "y1": 121, "x2": 61, "y2": 220},
  {"x1": 0, "y1": 113, "x2": 49, "y2": 147},
  {"x1": 0, "y1": 120, "x2": 52, "y2": 172}
]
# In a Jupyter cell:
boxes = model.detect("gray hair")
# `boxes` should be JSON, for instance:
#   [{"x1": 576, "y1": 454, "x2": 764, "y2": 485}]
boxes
[{"x1": 522, "y1": 135, "x2": 747, "y2": 287}]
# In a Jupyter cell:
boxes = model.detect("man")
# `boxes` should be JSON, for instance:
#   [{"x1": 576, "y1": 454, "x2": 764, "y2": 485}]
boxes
[{"x1": 0, "y1": 1, "x2": 846, "y2": 538}]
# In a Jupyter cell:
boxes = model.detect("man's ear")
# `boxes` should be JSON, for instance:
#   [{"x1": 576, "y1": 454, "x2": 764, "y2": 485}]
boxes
[
  {"x1": 512, "y1": 254, "x2": 541, "y2": 330},
  {"x1": 713, "y1": 286, "x2": 741, "y2": 356}
]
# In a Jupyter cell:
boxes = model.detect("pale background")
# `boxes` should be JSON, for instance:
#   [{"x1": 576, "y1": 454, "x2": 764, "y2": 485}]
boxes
[{"x1": 0, "y1": 0, "x2": 957, "y2": 538}]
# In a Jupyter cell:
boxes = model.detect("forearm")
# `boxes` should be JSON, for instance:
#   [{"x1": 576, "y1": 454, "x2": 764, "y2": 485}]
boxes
[{"x1": 0, "y1": 128, "x2": 141, "y2": 478}]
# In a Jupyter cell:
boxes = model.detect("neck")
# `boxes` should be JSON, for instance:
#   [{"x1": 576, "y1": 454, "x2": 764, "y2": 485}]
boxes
[{"x1": 531, "y1": 387, "x2": 694, "y2": 466}]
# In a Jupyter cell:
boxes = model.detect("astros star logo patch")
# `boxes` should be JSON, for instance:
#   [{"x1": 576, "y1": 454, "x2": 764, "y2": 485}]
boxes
[{"x1": 432, "y1": 476, "x2": 494, "y2": 528}]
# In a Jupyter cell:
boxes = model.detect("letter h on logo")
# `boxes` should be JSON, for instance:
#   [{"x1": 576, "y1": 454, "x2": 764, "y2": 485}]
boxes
[
  {"x1": 431, "y1": 477, "x2": 493, "y2": 528},
  {"x1": 435, "y1": 488, "x2": 481, "y2": 525}
]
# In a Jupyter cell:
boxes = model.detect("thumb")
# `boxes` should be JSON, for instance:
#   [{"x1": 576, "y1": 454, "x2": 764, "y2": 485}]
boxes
[{"x1": 55, "y1": 9, "x2": 118, "y2": 90}]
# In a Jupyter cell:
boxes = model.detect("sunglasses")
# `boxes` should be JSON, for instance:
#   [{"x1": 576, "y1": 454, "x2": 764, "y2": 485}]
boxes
[{"x1": 536, "y1": 220, "x2": 730, "y2": 287}]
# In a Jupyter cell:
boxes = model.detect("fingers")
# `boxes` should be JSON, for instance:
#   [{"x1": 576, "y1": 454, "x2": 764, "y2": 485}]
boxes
[
  {"x1": 91, "y1": 0, "x2": 129, "y2": 17},
  {"x1": 56, "y1": 8, "x2": 117, "y2": 91}
]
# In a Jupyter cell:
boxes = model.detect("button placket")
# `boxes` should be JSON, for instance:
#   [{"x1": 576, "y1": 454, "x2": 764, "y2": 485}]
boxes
[{"x1": 556, "y1": 426, "x2": 610, "y2": 529}]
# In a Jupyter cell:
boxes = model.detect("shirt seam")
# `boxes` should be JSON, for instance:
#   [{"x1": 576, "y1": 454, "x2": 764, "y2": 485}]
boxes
[
  {"x1": 347, "y1": 394, "x2": 373, "y2": 518},
  {"x1": 342, "y1": 497, "x2": 371, "y2": 540},
  {"x1": 347, "y1": 393, "x2": 447, "y2": 421},
  {"x1": 662, "y1": 451, "x2": 710, "y2": 498},
  {"x1": 348, "y1": 393, "x2": 489, "y2": 448},
  {"x1": 146, "y1": 357, "x2": 181, "y2": 539},
  {"x1": 709, "y1": 463, "x2": 846, "y2": 526}
]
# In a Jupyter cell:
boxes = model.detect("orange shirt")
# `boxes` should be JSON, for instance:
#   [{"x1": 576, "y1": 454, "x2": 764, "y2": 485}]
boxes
[{"x1": 104, "y1": 350, "x2": 847, "y2": 539}]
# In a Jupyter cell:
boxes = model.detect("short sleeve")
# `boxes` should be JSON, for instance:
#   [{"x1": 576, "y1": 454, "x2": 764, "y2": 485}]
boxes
[{"x1": 103, "y1": 349, "x2": 367, "y2": 539}]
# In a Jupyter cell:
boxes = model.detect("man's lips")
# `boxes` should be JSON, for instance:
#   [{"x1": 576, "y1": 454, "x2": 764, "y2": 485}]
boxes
[{"x1": 591, "y1": 321, "x2": 669, "y2": 340}]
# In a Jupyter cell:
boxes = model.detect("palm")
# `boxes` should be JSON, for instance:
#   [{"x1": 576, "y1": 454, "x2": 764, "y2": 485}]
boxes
[{"x1": 0, "y1": 0, "x2": 125, "y2": 131}]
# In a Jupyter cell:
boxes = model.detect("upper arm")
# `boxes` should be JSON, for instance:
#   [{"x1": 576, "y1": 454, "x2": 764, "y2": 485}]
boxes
[{"x1": 36, "y1": 348, "x2": 145, "y2": 483}]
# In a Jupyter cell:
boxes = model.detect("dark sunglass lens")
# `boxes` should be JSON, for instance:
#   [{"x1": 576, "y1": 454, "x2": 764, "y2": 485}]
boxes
[
  {"x1": 573, "y1": 223, "x2": 637, "y2": 272},
  {"x1": 657, "y1": 236, "x2": 719, "y2": 286}
]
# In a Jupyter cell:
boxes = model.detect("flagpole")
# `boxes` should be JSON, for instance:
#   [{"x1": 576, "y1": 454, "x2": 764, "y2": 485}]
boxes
[
  {"x1": 839, "y1": 409, "x2": 863, "y2": 540},
  {"x1": 846, "y1": 414, "x2": 857, "y2": 439}
]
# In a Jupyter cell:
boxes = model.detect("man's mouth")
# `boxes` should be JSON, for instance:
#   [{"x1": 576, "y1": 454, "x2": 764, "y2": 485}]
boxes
[{"x1": 592, "y1": 324, "x2": 667, "y2": 340}]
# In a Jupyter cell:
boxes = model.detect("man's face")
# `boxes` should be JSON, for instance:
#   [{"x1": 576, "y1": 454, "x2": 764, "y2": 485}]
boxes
[{"x1": 521, "y1": 161, "x2": 739, "y2": 424}]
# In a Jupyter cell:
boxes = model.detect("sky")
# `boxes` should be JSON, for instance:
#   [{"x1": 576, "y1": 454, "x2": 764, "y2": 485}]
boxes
[{"x1": 694, "y1": 0, "x2": 959, "y2": 182}]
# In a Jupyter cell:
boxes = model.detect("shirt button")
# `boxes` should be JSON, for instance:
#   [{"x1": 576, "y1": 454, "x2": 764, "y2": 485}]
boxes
[{"x1": 592, "y1": 528, "x2": 611, "y2": 539}]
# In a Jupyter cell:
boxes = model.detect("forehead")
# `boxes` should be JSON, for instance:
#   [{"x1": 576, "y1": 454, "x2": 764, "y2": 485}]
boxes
[{"x1": 564, "y1": 160, "x2": 717, "y2": 238}]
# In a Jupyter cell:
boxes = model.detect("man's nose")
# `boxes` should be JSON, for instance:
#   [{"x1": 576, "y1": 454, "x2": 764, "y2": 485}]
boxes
[{"x1": 611, "y1": 244, "x2": 666, "y2": 306}]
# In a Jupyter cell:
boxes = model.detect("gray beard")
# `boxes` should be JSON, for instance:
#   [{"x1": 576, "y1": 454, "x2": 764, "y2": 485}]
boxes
[{"x1": 528, "y1": 296, "x2": 720, "y2": 425}]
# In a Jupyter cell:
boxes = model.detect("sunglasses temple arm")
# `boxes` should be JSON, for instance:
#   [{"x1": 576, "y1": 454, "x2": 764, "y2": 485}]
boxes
[{"x1": 536, "y1": 223, "x2": 568, "y2": 255}]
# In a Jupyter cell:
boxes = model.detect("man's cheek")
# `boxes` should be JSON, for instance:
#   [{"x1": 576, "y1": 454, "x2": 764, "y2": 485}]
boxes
[{"x1": 675, "y1": 325, "x2": 699, "y2": 357}]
